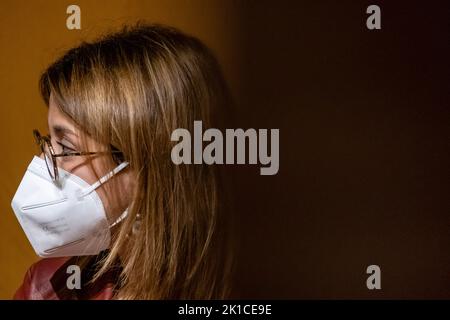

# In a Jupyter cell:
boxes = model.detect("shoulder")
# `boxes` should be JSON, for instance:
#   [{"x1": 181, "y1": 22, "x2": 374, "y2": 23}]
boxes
[
  {"x1": 13, "y1": 257, "x2": 69, "y2": 300},
  {"x1": 13, "y1": 253, "x2": 119, "y2": 300}
]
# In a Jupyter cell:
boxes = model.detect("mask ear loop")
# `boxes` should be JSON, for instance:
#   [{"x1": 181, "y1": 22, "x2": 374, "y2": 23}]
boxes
[
  {"x1": 110, "y1": 208, "x2": 128, "y2": 228},
  {"x1": 109, "y1": 209, "x2": 141, "y2": 235},
  {"x1": 77, "y1": 161, "x2": 129, "y2": 199},
  {"x1": 76, "y1": 161, "x2": 135, "y2": 230}
]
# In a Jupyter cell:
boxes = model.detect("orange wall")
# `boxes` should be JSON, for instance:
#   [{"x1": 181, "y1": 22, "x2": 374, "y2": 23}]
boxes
[{"x1": 0, "y1": 0, "x2": 241, "y2": 299}]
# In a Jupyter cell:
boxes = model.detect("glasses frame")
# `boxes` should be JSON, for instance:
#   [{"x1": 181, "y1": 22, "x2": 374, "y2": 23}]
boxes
[{"x1": 33, "y1": 129, "x2": 123, "y2": 183}]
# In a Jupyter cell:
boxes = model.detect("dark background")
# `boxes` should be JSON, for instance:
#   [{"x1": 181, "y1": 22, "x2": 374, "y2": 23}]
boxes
[{"x1": 230, "y1": 0, "x2": 450, "y2": 298}]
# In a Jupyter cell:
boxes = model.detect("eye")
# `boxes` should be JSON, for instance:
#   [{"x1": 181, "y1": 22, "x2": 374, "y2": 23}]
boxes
[{"x1": 56, "y1": 142, "x2": 76, "y2": 154}]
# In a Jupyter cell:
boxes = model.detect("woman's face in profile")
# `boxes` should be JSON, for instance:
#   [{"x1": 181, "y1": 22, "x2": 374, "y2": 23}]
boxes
[{"x1": 47, "y1": 93, "x2": 132, "y2": 224}]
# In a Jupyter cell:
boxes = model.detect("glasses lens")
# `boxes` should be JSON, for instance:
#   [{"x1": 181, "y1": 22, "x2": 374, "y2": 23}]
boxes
[{"x1": 42, "y1": 140, "x2": 56, "y2": 181}]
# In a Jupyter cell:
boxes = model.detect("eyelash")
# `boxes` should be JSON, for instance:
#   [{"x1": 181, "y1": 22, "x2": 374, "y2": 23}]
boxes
[{"x1": 57, "y1": 142, "x2": 76, "y2": 154}]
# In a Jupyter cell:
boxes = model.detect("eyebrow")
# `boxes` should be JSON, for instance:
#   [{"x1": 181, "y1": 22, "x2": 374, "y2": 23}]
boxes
[{"x1": 52, "y1": 125, "x2": 78, "y2": 137}]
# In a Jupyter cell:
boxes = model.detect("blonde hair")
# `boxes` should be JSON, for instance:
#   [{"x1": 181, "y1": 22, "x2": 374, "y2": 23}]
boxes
[{"x1": 39, "y1": 23, "x2": 233, "y2": 299}]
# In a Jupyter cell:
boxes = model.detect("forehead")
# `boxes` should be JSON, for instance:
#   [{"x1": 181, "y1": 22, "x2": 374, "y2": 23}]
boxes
[
  {"x1": 48, "y1": 95, "x2": 71, "y2": 122},
  {"x1": 48, "y1": 94, "x2": 75, "y2": 127},
  {"x1": 47, "y1": 93, "x2": 105, "y2": 149}
]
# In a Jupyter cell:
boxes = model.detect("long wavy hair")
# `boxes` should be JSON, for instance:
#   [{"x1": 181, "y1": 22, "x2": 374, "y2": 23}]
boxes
[{"x1": 38, "y1": 23, "x2": 233, "y2": 299}]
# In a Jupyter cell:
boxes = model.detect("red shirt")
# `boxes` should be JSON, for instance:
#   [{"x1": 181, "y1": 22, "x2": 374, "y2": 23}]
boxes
[{"x1": 14, "y1": 252, "x2": 121, "y2": 300}]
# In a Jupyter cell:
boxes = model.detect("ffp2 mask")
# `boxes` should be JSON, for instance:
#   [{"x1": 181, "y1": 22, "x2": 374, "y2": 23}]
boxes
[{"x1": 11, "y1": 156, "x2": 128, "y2": 258}]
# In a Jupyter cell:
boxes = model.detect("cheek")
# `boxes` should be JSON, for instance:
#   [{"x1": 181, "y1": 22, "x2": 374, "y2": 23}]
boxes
[
  {"x1": 59, "y1": 157, "x2": 125, "y2": 222},
  {"x1": 65, "y1": 161, "x2": 114, "y2": 221},
  {"x1": 95, "y1": 186, "x2": 113, "y2": 221},
  {"x1": 96, "y1": 174, "x2": 131, "y2": 223},
  {"x1": 59, "y1": 158, "x2": 100, "y2": 185}
]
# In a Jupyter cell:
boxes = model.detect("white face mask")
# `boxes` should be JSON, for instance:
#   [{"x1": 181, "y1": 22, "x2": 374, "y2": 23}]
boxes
[{"x1": 11, "y1": 156, "x2": 129, "y2": 258}]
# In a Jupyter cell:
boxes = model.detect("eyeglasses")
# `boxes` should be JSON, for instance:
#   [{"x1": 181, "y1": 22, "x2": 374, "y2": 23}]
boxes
[{"x1": 33, "y1": 129, "x2": 123, "y2": 183}]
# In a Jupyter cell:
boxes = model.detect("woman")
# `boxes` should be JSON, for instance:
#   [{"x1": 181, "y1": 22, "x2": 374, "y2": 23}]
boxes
[{"x1": 11, "y1": 23, "x2": 233, "y2": 299}]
